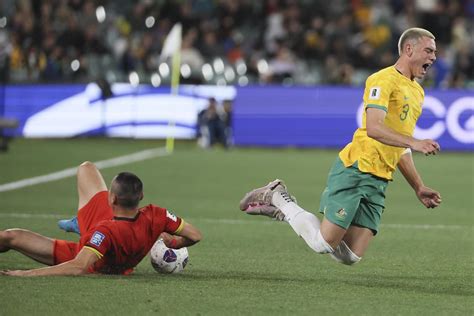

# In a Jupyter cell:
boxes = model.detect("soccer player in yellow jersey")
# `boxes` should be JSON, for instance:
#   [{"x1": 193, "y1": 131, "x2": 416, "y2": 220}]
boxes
[{"x1": 239, "y1": 28, "x2": 442, "y2": 265}]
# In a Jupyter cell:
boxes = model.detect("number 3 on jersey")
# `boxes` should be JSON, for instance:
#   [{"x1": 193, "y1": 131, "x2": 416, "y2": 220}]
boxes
[{"x1": 400, "y1": 104, "x2": 410, "y2": 121}]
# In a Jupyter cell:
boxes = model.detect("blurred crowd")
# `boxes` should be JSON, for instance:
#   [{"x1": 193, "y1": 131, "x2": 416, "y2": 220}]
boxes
[{"x1": 0, "y1": 0, "x2": 473, "y2": 88}]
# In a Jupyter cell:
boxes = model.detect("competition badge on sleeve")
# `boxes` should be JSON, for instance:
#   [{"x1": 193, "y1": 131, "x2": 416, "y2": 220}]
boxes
[{"x1": 90, "y1": 231, "x2": 106, "y2": 247}]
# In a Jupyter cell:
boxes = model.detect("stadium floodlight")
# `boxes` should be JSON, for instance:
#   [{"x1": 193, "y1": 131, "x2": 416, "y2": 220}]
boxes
[
  {"x1": 238, "y1": 76, "x2": 249, "y2": 86},
  {"x1": 0, "y1": 17, "x2": 6, "y2": 28},
  {"x1": 129, "y1": 71, "x2": 139, "y2": 87},
  {"x1": 70, "y1": 59, "x2": 80, "y2": 72},
  {"x1": 106, "y1": 71, "x2": 116, "y2": 83},
  {"x1": 213, "y1": 58, "x2": 225, "y2": 74},
  {"x1": 216, "y1": 78, "x2": 227, "y2": 86},
  {"x1": 202, "y1": 63, "x2": 214, "y2": 81},
  {"x1": 96, "y1": 6, "x2": 106, "y2": 23},
  {"x1": 236, "y1": 59, "x2": 247, "y2": 75},
  {"x1": 257, "y1": 59, "x2": 269, "y2": 74},
  {"x1": 159, "y1": 63, "x2": 170, "y2": 78},
  {"x1": 180, "y1": 64, "x2": 191, "y2": 79},
  {"x1": 151, "y1": 73, "x2": 161, "y2": 87},
  {"x1": 224, "y1": 67, "x2": 235, "y2": 82},
  {"x1": 145, "y1": 16, "x2": 155, "y2": 28}
]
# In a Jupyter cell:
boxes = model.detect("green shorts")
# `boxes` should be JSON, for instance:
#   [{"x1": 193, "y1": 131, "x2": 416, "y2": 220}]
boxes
[{"x1": 319, "y1": 157, "x2": 388, "y2": 235}]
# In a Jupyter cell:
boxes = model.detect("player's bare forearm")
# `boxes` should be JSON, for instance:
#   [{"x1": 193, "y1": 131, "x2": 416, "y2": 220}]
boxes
[
  {"x1": 4, "y1": 265, "x2": 87, "y2": 277},
  {"x1": 161, "y1": 222, "x2": 202, "y2": 249},
  {"x1": 0, "y1": 262, "x2": 88, "y2": 277},
  {"x1": 398, "y1": 152, "x2": 442, "y2": 209},
  {"x1": 398, "y1": 151, "x2": 424, "y2": 191},
  {"x1": 366, "y1": 108, "x2": 440, "y2": 154},
  {"x1": 160, "y1": 231, "x2": 199, "y2": 249},
  {"x1": 166, "y1": 235, "x2": 199, "y2": 249},
  {"x1": 0, "y1": 247, "x2": 98, "y2": 277}
]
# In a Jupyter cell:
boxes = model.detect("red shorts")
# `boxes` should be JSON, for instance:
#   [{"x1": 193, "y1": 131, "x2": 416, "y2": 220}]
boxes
[
  {"x1": 53, "y1": 191, "x2": 113, "y2": 264},
  {"x1": 53, "y1": 239, "x2": 78, "y2": 265}
]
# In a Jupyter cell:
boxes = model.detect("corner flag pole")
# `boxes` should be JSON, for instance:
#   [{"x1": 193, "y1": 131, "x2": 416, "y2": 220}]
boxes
[{"x1": 161, "y1": 23, "x2": 182, "y2": 154}]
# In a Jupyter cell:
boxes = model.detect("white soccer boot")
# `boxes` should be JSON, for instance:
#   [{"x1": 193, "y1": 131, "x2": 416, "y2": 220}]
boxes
[
  {"x1": 239, "y1": 179, "x2": 285, "y2": 211},
  {"x1": 241, "y1": 202, "x2": 286, "y2": 221},
  {"x1": 239, "y1": 179, "x2": 296, "y2": 221}
]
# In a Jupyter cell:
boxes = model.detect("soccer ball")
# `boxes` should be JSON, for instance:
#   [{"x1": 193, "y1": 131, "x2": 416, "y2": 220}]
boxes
[{"x1": 150, "y1": 239, "x2": 189, "y2": 274}]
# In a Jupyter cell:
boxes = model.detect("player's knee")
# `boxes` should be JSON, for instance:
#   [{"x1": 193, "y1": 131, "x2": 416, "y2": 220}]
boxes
[
  {"x1": 330, "y1": 241, "x2": 361, "y2": 265},
  {"x1": 79, "y1": 161, "x2": 95, "y2": 170},
  {"x1": 313, "y1": 230, "x2": 334, "y2": 254},
  {"x1": 0, "y1": 229, "x2": 20, "y2": 248},
  {"x1": 77, "y1": 161, "x2": 98, "y2": 177}
]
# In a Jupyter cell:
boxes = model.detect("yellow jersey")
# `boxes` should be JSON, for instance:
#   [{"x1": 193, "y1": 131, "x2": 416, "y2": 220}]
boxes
[{"x1": 339, "y1": 66, "x2": 424, "y2": 180}]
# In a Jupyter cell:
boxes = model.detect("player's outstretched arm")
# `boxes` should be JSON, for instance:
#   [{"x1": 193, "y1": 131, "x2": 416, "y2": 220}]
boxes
[
  {"x1": 366, "y1": 108, "x2": 440, "y2": 155},
  {"x1": 161, "y1": 222, "x2": 202, "y2": 249},
  {"x1": 398, "y1": 151, "x2": 442, "y2": 209},
  {"x1": 0, "y1": 247, "x2": 98, "y2": 277}
]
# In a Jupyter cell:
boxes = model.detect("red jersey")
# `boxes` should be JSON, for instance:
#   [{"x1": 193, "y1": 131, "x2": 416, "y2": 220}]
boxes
[{"x1": 80, "y1": 205, "x2": 184, "y2": 274}]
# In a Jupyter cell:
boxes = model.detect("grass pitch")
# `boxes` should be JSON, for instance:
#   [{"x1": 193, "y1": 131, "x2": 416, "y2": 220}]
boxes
[{"x1": 0, "y1": 139, "x2": 472, "y2": 315}]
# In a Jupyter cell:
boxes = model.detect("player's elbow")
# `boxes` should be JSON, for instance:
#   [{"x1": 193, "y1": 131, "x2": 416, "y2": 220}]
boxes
[
  {"x1": 70, "y1": 262, "x2": 91, "y2": 275},
  {"x1": 366, "y1": 124, "x2": 382, "y2": 141},
  {"x1": 180, "y1": 223, "x2": 202, "y2": 245},
  {"x1": 68, "y1": 257, "x2": 93, "y2": 275},
  {"x1": 186, "y1": 227, "x2": 202, "y2": 245},
  {"x1": 190, "y1": 229, "x2": 202, "y2": 244},
  {"x1": 72, "y1": 267, "x2": 90, "y2": 276}
]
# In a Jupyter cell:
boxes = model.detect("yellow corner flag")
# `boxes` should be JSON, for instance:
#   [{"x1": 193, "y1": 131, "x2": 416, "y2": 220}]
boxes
[{"x1": 160, "y1": 23, "x2": 182, "y2": 153}]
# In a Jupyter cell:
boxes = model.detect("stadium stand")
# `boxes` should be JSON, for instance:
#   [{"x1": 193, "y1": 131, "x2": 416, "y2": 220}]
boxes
[{"x1": 0, "y1": 0, "x2": 472, "y2": 88}]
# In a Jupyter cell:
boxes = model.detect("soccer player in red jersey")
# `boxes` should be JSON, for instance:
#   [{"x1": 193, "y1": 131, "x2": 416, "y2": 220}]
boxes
[{"x1": 0, "y1": 161, "x2": 202, "y2": 276}]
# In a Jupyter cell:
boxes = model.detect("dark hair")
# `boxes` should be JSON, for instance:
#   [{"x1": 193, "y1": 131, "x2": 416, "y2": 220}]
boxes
[{"x1": 111, "y1": 172, "x2": 143, "y2": 209}]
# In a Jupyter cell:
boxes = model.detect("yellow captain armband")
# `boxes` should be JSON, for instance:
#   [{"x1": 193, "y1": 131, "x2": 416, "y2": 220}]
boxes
[
  {"x1": 174, "y1": 220, "x2": 185, "y2": 234},
  {"x1": 84, "y1": 246, "x2": 104, "y2": 259}
]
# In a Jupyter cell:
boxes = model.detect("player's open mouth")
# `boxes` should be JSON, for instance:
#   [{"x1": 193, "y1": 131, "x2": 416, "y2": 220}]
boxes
[{"x1": 422, "y1": 63, "x2": 431, "y2": 72}]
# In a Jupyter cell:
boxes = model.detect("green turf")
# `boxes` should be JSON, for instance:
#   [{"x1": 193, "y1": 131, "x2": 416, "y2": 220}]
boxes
[{"x1": 0, "y1": 139, "x2": 473, "y2": 315}]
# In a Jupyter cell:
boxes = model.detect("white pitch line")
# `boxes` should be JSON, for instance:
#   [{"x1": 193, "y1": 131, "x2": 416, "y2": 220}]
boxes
[
  {"x1": 0, "y1": 213, "x2": 471, "y2": 230},
  {"x1": 0, "y1": 147, "x2": 170, "y2": 193},
  {"x1": 0, "y1": 213, "x2": 63, "y2": 219},
  {"x1": 381, "y1": 223, "x2": 470, "y2": 230}
]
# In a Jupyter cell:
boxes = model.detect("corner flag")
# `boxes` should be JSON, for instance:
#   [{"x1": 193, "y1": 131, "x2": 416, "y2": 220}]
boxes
[{"x1": 160, "y1": 23, "x2": 182, "y2": 153}]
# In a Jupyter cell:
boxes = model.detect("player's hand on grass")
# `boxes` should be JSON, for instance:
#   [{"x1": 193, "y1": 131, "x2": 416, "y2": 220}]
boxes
[
  {"x1": 416, "y1": 186, "x2": 442, "y2": 209},
  {"x1": 411, "y1": 139, "x2": 440, "y2": 155},
  {"x1": 0, "y1": 270, "x2": 26, "y2": 276}
]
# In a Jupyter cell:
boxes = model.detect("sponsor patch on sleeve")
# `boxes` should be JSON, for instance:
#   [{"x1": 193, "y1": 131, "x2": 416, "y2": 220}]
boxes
[
  {"x1": 368, "y1": 87, "x2": 381, "y2": 100},
  {"x1": 90, "y1": 231, "x2": 106, "y2": 247},
  {"x1": 166, "y1": 210, "x2": 177, "y2": 222}
]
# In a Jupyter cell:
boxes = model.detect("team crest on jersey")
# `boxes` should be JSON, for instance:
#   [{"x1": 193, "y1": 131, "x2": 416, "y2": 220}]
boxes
[
  {"x1": 335, "y1": 208, "x2": 347, "y2": 219},
  {"x1": 368, "y1": 87, "x2": 381, "y2": 100},
  {"x1": 90, "y1": 231, "x2": 105, "y2": 247},
  {"x1": 166, "y1": 210, "x2": 177, "y2": 222}
]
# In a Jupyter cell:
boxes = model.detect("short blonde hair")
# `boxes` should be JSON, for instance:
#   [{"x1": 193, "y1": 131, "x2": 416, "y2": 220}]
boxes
[{"x1": 398, "y1": 28, "x2": 435, "y2": 56}]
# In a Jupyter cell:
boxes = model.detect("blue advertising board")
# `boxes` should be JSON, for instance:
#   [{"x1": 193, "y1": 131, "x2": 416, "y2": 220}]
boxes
[
  {"x1": 233, "y1": 86, "x2": 473, "y2": 151},
  {"x1": 2, "y1": 84, "x2": 473, "y2": 151}
]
